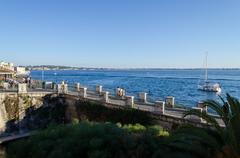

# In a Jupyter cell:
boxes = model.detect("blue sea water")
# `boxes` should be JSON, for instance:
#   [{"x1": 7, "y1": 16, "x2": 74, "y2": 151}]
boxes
[{"x1": 30, "y1": 69, "x2": 240, "y2": 107}]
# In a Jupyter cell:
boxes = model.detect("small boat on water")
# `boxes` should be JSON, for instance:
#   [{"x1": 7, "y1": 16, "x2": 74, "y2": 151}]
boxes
[
  {"x1": 198, "y1": 53, "x2": 222, "y2": 93},
  {"x1": 198, "y1": 82, "x2": 221, "y2": 92}
]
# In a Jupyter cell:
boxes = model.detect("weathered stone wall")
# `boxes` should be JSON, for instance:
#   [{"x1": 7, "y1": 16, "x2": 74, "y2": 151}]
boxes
[
  {"x1": 0, "y1": 92, "x2": 214, "y2": 133},
  {"x1": 60, "y1": 94, "x2": 212, "y2": 130},
  {"x1": 0, "y1": 92, "x2": 52, "y2": 133}
]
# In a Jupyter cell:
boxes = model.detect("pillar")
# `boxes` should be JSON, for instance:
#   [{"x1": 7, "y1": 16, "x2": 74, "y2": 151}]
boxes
[
  {"x1": 165, "y1": 96, "x2": 175, "y2": 108},
  {"x1": 57, "y1": 83, "x2": 68, "y2": 94},
  {"x1": 197, "y1": 101, "x2": 207, "y2": 112},
  {"x1": 18, "y1": 83, "x2": 27, "y2": 94},
  {"x1": 189, "y1": 107, "x2": 205, "y2": 123},
  {"x1": 96, "y1": 85, "x2": 102, "y2": 94},
  {"x1": 139, "y1": 92, "x2": 147, "y2": 103},
  {"x1": 79, "y1": 87, "x2": 87, "y2": 98},
  {"x1": 155, "y1": 101, "x2": 165, "y2": 114},
  {"x1": 102, "y1": 91, "x2": 109, "y2": 103},
  {"x1": 3, "y1": 82, "x2": 9, "y2": 90},
  {"x1": 126, "y1": 96, "x2": 134, "y2": 108},
  {"x1": 74, "y1": 83, "x2": 80, "y2": 91}
]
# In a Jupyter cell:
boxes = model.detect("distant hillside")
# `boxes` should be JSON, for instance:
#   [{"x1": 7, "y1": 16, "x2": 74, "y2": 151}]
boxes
[
  {"x1": 26, "y1": 65, "x2": 84, "y2": 70},
  {"x1": 25, "y1": 65, "x2": 110, "y2": 71}
]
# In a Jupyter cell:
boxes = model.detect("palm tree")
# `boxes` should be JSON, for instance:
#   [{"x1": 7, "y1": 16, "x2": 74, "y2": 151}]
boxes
[{"x1": 182, "y1": 93, "x2": 240, "y2": 158}]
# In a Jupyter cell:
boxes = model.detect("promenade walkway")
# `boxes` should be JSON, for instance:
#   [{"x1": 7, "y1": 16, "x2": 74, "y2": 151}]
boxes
[{"x1": 0, "y1": 132, "x2": 31, "y2": 144}]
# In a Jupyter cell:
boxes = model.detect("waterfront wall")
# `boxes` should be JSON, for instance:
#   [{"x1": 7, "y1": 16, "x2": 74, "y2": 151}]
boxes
[
  {"x1": 60, "y1": 93, "x2": 214, "y2": 130},
  {"x1": 0, "y1": 82, "x2": 220, "y2": 134},
  {"x1": 0, "y1": 91, "x2": 52, "y2": 133}
]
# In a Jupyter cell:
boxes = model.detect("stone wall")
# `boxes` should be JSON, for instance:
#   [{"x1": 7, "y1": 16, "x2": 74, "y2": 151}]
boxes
[
  {"x1": 0, "y1": 92, "x2": 52, "y2": 133},
  {"x1": 60, "y1": 94, "x2": 212, "y2": 130}
]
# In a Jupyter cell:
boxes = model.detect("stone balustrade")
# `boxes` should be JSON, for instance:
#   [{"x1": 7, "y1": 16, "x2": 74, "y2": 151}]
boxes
[
  {"x1": 101, "y1": 91, "x2": 109, "y2": 103},
  {"x1": 155, "y1": 101, "x2": 165, "y2": 114},
  {"x1": 96, "y1": 85, "x2": 102, "y2": 94},
  {"x1": 165, "y1": 96, "x2": 175, "y2": 108},
  {"x1": 0, "y1": 82, "x2": 222, "y2": 134},
  {"x1": 197, "y1": 101, "x2": 207, "y2": 112},
  {"x1": 188, "y1": 107, "x2": 206, "y2": 123},
  {"x1": 74, "y1": 83, "x2": 80, "y2": 92},
  {"x1": 18, "y1": 83, "x2": 27, "y2": 94},
  {"x1": 79, "y1": 87, "x2": 87, "y2": 98},
  {"x1": 126, "y1": 96, "x2": 134, "y2": 108},
  {"x1": 3, "y1": 82, "x2": 9, "y2": 90},
  {"x1": 57, "y1": 83, "x2": 68, "y2": 94},
  {"x1": 139, "y1": 92, "x2": 147, "y2": 103}
]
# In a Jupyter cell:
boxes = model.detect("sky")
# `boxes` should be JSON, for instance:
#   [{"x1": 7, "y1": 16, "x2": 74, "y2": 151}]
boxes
[{"x1": 0, "y1": 0, "x2": 240, "y2": 68}]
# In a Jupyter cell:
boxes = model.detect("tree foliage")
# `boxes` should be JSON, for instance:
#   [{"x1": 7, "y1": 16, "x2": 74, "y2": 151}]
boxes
[
  {"x1": 183, "y1": 93, "x2": 240, "y2": 158},
  {"x1": 6, "y1": 122, "x2": 168, "y2": 158}
]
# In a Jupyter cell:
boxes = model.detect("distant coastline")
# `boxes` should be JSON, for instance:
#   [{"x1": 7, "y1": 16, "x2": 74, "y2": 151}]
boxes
[{"x1": 26, "y1": 65, "x2": 240, "y2": 71}]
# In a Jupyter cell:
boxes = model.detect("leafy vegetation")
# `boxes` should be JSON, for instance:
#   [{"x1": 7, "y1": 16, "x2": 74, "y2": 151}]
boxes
[
  {"x1": 6, "y1": 122, "x2": 168, "y2": 158},
  {"x1": 183, "y1": 93, "x2": 240, "y2": 158},
  {"x1": 5, "y1": 94, "x2": 240, "y2": 158}
]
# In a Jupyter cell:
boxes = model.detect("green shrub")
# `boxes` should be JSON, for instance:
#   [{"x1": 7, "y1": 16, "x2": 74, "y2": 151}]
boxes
[{"x1": 6, "y1": 122, "x2": 169, "y2": 158}]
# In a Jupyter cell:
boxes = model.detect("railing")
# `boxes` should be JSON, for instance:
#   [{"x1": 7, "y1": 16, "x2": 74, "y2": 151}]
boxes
[
  {"x1": 0, "y1": 80, "x2": 223, "y2": 126},
  {"x1": 0, "y1": 88, "x2": 18, "y2": 93}
]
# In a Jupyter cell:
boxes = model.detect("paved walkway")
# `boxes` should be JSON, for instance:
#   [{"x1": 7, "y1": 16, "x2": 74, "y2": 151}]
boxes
[{"x1": 0, "y1": 132, "x2": 31, "y2": 144}]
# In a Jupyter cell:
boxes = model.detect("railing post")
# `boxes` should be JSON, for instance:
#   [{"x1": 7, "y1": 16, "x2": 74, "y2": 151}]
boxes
[
  {"x1": 18, "y1": 83, "x2": 27, "y2": 94},
  {"x1": 57, "y1": 82, "x2": 68, "y2": 94},
  {"x1": 79, "y1": 87, "x2": 87, "y2": 98},
  {"x1": 155, "y1": 101, "x2": 165, "y2": 114},
  {"x1": 126, "y1": 96, "x2": 134, "y2": 108},
  {"x1": 102, "y1": 91, "x2": 109, "y2": 103},
  {"x1": 189, "y1": 107, "x2": 205, "y2": 123},
  {"x1": 74, "y1": 83, "x2": 80, "y2": 91},
  {"x1": 165, "y1": 96, "x2": 175, "y2": 108},
  {"x1": 197, "y1": 101, "x2": 207, "y2": 112},
  {"x1": 139, "y1": 92, "x2": 147, "y2": 103},
  {"x1": 3, "y1": 82, "x2": 9, "y2": 90},
  {"x1": 96, "y1": 85, "x2": 102, "y2": 94}
]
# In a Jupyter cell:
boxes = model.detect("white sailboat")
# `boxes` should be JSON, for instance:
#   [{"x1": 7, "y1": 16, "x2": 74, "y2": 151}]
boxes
[{"x1": 198, "y1": 53, "x2": 222, "y2": 93}]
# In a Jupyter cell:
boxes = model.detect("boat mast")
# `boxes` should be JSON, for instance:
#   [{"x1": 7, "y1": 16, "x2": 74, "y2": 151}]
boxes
[{"x1": 205, "y1": 52, "x2": 208, "y2": 82}]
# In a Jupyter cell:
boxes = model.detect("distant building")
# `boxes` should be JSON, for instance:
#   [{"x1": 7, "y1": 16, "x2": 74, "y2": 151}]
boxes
[
  {"x1": 0, "y1": 67, "x2": 14, "y2": 81},
  {"x1": 0, "y1": 61, "x2": 14, "y2": 71},
  {"x1": 14, "y1": 67, "x2": 29, "y2": 76},
  {"x1": 0, "y1": 61, "x2": 15, "y2": 81}
]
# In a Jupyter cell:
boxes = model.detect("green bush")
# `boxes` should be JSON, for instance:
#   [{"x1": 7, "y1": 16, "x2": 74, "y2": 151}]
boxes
[{"x1": 6, "y1": 122, "x2": 168, "y2": 158}]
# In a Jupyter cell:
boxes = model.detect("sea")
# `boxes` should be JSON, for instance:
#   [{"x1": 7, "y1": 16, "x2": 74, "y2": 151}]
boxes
[{"x1": 30, "y1": 69, "x2": 240, "y2": 108}]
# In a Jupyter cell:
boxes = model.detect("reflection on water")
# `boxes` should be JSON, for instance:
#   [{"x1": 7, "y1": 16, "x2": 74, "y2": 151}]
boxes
[{"x1": 0, "y1": 146, "x2": 6, "y2": 158}]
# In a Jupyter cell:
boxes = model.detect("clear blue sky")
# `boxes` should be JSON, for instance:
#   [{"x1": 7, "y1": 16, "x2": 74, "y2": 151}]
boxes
[{"x1": 0, "y1": 0, "x2": 240, "y2": 68}]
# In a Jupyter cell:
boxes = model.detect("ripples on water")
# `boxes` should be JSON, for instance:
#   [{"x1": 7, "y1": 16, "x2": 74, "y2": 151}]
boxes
[{"x1": 30, "y1": 69, "x2": 240, "y2": 107}]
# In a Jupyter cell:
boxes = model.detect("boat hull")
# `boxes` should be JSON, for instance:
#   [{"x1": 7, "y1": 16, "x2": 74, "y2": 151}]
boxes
[{"x1": 198, "y1": 83, "x2": 221, "y2": 93}]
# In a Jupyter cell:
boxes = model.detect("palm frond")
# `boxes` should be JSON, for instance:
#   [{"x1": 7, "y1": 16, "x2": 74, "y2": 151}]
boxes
[
  {"x1": 203, "y1": 100, "x2": 224, "y2": 116},
  {"x1": 228, "y1": 114, "x2": 240, "y2": 154},
  {"x1": 226, "y1": 93, "x2": 240, "y2": 116}
]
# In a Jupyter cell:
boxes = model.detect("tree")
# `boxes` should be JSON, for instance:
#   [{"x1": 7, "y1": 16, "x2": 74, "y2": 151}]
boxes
[{"x1": 183, "y1": 93, "x2": 240, "y2": 158}]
